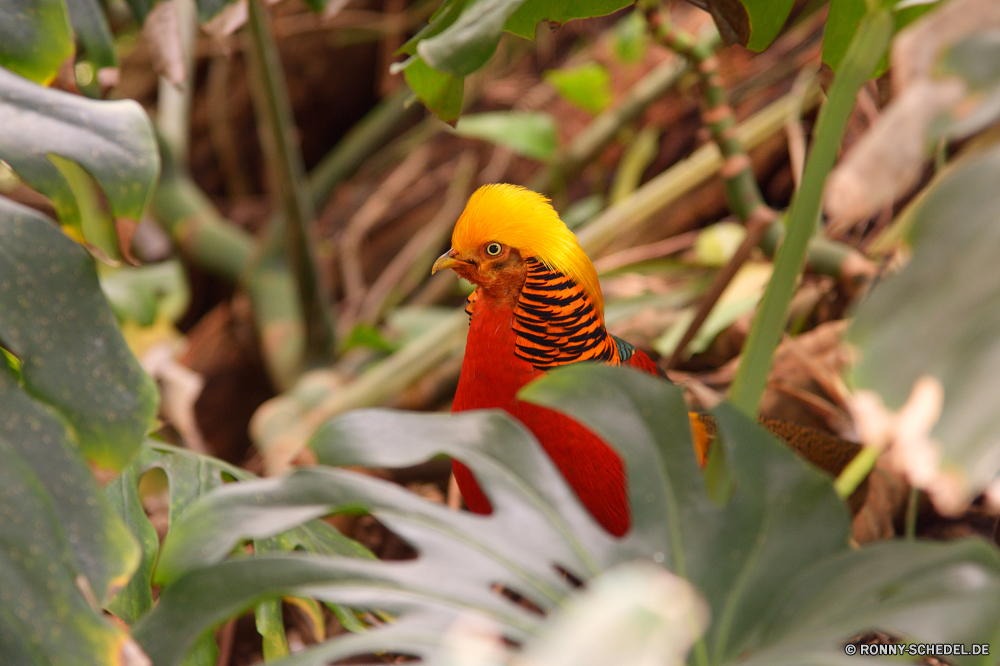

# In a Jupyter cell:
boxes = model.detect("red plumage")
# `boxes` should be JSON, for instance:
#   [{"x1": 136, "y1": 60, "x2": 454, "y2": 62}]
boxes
[{"x1": 450, "y1": 283, "x2": 661, "y2": 537}]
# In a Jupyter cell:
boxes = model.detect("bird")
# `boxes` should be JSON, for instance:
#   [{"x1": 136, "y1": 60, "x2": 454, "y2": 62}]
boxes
[
  {"x1": 431, "y1": 184, "x2": 868, "y2": 536},
  {"x1": 431, "y1": 183, "x2": 663, "y2": 536}
]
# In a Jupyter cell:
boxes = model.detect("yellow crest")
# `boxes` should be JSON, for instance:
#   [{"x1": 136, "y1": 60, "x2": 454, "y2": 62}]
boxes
[{"x1": 452, "y1": 184, "x2": 604, "y2": 318}]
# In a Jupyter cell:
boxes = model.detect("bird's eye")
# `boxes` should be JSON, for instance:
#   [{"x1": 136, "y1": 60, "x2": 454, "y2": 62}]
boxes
[{"x1": 485, "y1": 242, "x2": 503, "y2": 256}]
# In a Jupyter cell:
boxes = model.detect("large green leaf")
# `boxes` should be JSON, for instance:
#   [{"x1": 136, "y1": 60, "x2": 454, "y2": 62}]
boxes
[
  {"x1": 132, "y1": 365, "x2": 1000, "y2": 666},
  {"x1": 0, "y1": 346, "x2": 142, "y2": 665},
  {"x1": 0, "y1": 0, "x2": 74, "y2": 84},
  {"x1": 848, "y1": 144, "x2": 1000, "y2": 508},
  {"x1": 0, "y1": 66, "x2": 159, "y2": 234},
  {"x1": 0, "y1": 197, "x2": 158, "y2": 469}
]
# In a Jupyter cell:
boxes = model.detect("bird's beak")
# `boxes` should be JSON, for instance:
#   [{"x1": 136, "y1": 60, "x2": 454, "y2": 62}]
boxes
[{"x1": 432, "y1": 249, "x2": 463, "y2": 274}]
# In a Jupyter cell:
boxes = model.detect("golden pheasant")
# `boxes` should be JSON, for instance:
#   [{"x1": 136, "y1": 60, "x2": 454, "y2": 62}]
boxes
[{"x1": 431, "y1": 184, "x2": 662, "y2": 536}]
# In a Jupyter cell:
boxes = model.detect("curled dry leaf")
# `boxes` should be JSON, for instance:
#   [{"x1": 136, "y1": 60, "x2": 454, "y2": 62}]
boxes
[
  {"x1": 825, "y1": 0, "x2": 1000, "y2": 229},
  {"x1": 143, "y1": 0, "x2": 186, "y2": 86},
  {"x1": 850, "y1": 375, "x2": 968, "y2": 516}
]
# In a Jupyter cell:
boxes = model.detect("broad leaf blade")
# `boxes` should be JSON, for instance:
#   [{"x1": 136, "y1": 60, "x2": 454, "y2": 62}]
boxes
[
  {"x1": 848, "y1": 144, "x2": 1000, "y2": 507},
  {"x1": 0, "y1": 366, "x2": 141, "y2": 665},
  {"x1": 521, "y1": 365, "x2": 851, "y2": 661},
  {"x1": 0, "y1": 67, "x2": 159, "y2": 232},
  {"x1": 0, "y1": 197, "x2": 157, "y2": 469},
  {"x1": 0, "y1": 0, "x2": 73, "y2": 84}
]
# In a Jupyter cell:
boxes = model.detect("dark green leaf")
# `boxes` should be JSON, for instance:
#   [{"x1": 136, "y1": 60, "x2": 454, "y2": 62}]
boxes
[
  {"x1": 415, "y1": 0, "x2": 528, "y2": 76},
  {"x1": 848, "y1": 144, "x2": 1000, "y2": 506},
  {"x1": 0, "y1": 358, "x2": 142, "y2": 664},
  {"x1": 0, "y1": 66, "x2": 159, "y2": 231},
  {"x1": 0, "y1": 197, "x2": 158, "y2": 469},
  {"x1": 126, "y1": 366, "x2": 1000, "y2": 665},
  {"x1": 65, "y1": 0, "x2": 118, "y2": 69},
  {"x1": 454, "y1": 111, "x2": 558, "y2": 161},
  {"x1": 0, "y1": 0, "x2": 73, "y2": 84},
  {"x1": 522, "y1": 365, "x2": 851, "y2": 661}
]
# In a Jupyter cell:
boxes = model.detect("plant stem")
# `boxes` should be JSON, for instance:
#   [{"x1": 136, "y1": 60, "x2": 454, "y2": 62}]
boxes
[
  {"x1": 245, "y1": 0, "x2": 337, "y2": 365},
  {"x1": 728, "y1": 10, "x2": 893, "y2": 417},
  {"x1": 833, "y1": 445, "x2": 880, "y2": 499},
  {"x1": 649, "y1": 13, "x2": 780, "y2": 368}
]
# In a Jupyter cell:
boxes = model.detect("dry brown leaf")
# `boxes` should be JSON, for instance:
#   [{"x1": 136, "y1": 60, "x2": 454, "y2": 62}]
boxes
[{"x1": 143, "y1": 1, "x2": 186, "y2": 86}]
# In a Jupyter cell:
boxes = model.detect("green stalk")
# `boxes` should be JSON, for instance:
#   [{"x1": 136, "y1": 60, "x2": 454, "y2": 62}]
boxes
[
  {"x1": 728, "y1": 10, "x2": 893, "y2": 417},
  {"x1": 833, "y1": 445, "x2": 880, "y2": 499},
  {"x1": 245, "y1": 0, "x2": 336, "y2": 365}
]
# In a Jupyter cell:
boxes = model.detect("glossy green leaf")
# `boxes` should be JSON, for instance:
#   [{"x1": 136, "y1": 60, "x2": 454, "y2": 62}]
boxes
[
  {"x1": 504, "y1": 0, "x2": 633, "y2": 39},
  {"x1": 0, "y1": 66, "x2": 159, "y2": 232},
  {"x1": 0, "y1": 0, "x2": 73, "y2": 84},
  {"x1": 454, "y1": 111, "x2": 558, "y2": 161},
  {"x1": 822, "y1": 0, "x2": 866, "y2": 71},
  {"x1": 65, "y1": 0, "x2": 118, "y2": 69},
  {"x1": 0, "y1": 350, "x2": 142, "y2": 664},
  {"x1": 415, "y1": 0, "x2": 525, "y2": 77},
  {"x1": 133, "y1": 366, "x2": 1000, "y2": 666},
  {"x1": 848, "y1": 144, "x2": 1000, "y2": 507},
  {"x1": 742, "y1": 0, "x2": 796, "y2": 51},
  {"x1": 0, "y1": 197, "x2": 158, "y2": 469},
  {"x1": 544, "y1": 62, "x2": 612, "y2": 115},
  {"x1": 403, "y1": 57, "x2": 464, "y2": 124}
]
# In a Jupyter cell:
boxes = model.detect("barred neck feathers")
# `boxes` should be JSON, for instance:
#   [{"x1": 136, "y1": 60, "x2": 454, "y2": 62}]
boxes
[
  {"x1": 454, "y1": 184, "x2": 604, "y2": 319},
  {"x1": 513, "y1": 258, "x2": 636, "y2": 370}
]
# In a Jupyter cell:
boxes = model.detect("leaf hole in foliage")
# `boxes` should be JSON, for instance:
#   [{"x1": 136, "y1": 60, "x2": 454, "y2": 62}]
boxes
[
  {"x1": 552, "y1": 565, "x2": 584, "y2": 588},
  {"x1": 351, "y1": 514, "x2": 418, "y2": 561},
  {"x1": 220, "y1": 471, "x2": 238, "y2": 483},
  {"x1": 490, "y1": 583, "x2": 546, "y2": 616},
  {"x1": 137, "y1": 467, "x2": 170, "y2": 544},
  {"x1": 388, "y1": 458, "x2": 453, "y2": 502}
]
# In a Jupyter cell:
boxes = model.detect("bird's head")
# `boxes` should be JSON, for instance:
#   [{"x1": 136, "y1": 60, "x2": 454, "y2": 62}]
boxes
[{"x1": 432, "y1": 184, "x2": 604, "y2": 316}]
